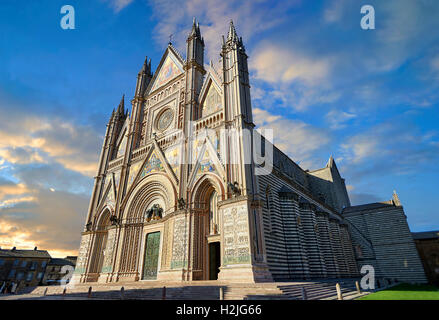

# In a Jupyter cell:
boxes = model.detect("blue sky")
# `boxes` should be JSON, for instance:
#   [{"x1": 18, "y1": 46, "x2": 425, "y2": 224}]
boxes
[{"x1": 0, "y1": 0, "x2": 438, "y2": 256}]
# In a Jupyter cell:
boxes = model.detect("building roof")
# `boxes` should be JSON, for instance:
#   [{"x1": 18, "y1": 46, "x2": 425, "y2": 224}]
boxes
[
  {"x1": 342, "y1": 201, "x2": 395, "y2": 214},
  {"x1": 0, "y1": 248, "x2": 51, "y2": 259},
  {"x1": 48, "y1": 258, "x2": 75, "y2": 266},
  {"x1": 412, "y1": 231, "x2": 439, "y2": 240}
]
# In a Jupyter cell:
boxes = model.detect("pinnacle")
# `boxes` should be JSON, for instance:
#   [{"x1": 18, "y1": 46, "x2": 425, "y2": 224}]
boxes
[
  {"x1": 117, "y1": 94, "x2": 125, "y2": 115},
  {"x1": 227, "y1": 19, "x2": 238, "y2": 42},
  {"x1": 189, "y1": 17, "x2": 201, "y2": 38},
  {"x1": 140, "y1": 56, "x2": 151, "y2": 75}
]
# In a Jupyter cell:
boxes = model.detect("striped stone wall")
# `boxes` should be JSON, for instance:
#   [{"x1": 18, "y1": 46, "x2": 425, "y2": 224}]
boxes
[
  {"x1": 257, "y1": 171, "x2": 359, "y2": 280},
  {"x1": 316, "y1": 212, "x2": 338, "y2": 278},
  {"x1": 344, "y1": 204, "x2": 427, "y2": 283}
]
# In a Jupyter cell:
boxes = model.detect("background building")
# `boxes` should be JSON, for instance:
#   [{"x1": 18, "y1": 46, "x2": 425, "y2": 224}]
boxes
[
  {"x1": 0, "y1": 247, "x2": 51, "y2": 292},
  {"x1": 42, "y1": 257, "x2": 77, "y2": 286},
  {"x1": 412, "y1": 231, "x2": 439, "y2": 285}
]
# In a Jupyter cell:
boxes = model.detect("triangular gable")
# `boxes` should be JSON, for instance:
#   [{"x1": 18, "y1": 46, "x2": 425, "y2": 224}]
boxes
[
  {"x1": 164, "y1": 144, "x2": 182, "y2": 178},
  {"x1": 187, "y1": 133, "x2": 225, "y2": 189},
  {"x1": 97, "y1": 173, "x2": 117, "y2": 211},
  {"x1": 140, "y1": 150, "x2": 164, "y2": 177},
  {"x1": 199, "y1": 71, "x2": 223, "y2": 118},
  {"x1": 125, "y1": 140, "x2": 179, "y2": 196},
  {"x1": 126, "y1": 160, "x2": 144, "y2": 192},
  {"x1": 149, "y1": 47, "x2": 184, "y2": 93},
  {"x1": 116, "y1": 117, "x2": 129, "y2": 158}
]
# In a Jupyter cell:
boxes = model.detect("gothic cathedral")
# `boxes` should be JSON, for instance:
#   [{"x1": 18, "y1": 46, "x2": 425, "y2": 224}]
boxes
[{"x1": 72, "y1": 20, "x2": 427, "y2": 284}]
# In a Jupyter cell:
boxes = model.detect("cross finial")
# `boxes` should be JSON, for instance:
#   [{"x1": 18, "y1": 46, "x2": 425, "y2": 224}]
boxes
[{"x1": 168, "y1": 34, "x2": 173, "y2": 45}]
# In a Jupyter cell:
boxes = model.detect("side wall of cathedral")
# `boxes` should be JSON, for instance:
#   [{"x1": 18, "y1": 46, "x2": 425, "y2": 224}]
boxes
[
  {"x1": 344, "y1": 201, "x2": 428, "y2": 284},
  {"x1": 256, "y1": 167, "x2": 359, "y2": 281}
]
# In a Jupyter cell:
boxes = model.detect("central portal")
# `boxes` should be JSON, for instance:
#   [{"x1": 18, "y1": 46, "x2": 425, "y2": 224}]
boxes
[
  {"x1": 209, "y1": 242, "x2": 221, "y2": 280},
  {"x1": 142, "y1": 231, "x2": 161, "y2": 280}
]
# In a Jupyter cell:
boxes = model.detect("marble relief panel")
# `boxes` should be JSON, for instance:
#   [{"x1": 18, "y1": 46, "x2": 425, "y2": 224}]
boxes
[
  {"x1": 74, "y1": 234, "x2": 92, "y2": 274},
  {"x1": 171, "y1": 216, "x2": 187, "y2": 269},
  {"x1": 222, "y1": 204, "x2": 251, "y2": 265}
]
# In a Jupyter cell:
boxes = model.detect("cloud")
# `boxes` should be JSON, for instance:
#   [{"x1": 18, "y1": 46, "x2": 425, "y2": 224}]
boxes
[
  {"x1": 339, "y1": 121, "x2": 439, "y2": 177},
  {"x1": 148, "y1": 0, "x2": 299, "y2": 61},
  {"x1": 0, "y1": 111, "x2": 101, "y2": 178},
  {"x1": 0, "y1": 96, "x2": 100, "y2": 256},
  {"x1": 0, "y1": 147, "x2": 45, "y2": 165},
  {"x1": 323, "y1": 0, "x2": 347, "y2": 23},
  {"x1": 325, "y1": 109, "x2": 357, "y2": 130},
  {"x1": 252, "y1": 44, "x2": 330, "y2": 85},
  {"x1": 0, "y1": 184, "x2": 89, "y2": 257},
  {"x1": 103, "y1": 0, "x2": 135, "y2": 13},
  {"x1": 253, "y1": 108, "x2": 331, "y2": 169}
]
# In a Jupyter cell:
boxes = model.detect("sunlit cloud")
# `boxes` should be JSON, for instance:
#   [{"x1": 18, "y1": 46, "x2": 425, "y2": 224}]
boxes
[
  {"x1": 252, "y1": 45, "x2": 330, "y2": 84},
  {"x1": 148, "y1": 0, "x2": 299, "y2": 61},
  {"x1": 254, "y1": 108, "x2": 331, "y2": 169}
]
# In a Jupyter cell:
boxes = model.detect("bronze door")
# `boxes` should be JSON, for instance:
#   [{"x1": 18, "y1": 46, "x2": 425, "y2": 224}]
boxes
[{"x1": 142, "y1": 232, "x2": 161, "y2": 280}]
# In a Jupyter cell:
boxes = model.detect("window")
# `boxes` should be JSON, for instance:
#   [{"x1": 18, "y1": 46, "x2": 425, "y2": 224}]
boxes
[
  {"x1": 21, "y1": 260, "x2": 27, "y2": 267},
  {"x1": 30, "y1": 261, "x2": 37, "y2": 270},
  {"x1": 0, "y1": 259, "x2": 4, "y2": 266},
  {"x1": 8, "y1": 269, "x2": 16, "y2": 279},
  {"x1": 16, "y1": 271, "x2": 24, "y2": 281},
  {"x1": 13, "y1": 259, "x2": 19, "y2": 266},
  {"x1": 36, "y1": 272, "x2": 43, "y2": 280},
  {"x1": 41, "y1": 261, "x2": 47, "y2": 268},
  {"x1": 26, "y1": 272, "x2": 34, "y2": 282}
]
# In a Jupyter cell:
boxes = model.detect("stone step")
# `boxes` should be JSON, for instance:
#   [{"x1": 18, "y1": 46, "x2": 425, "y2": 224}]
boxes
[{"x1": 26, "y1": 279, "x2": 371, "y2": 300}]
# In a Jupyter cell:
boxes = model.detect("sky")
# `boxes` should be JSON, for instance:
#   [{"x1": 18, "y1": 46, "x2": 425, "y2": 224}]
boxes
[{"x1": 0, "y1": 0, "x2": 438, "y2": 257}]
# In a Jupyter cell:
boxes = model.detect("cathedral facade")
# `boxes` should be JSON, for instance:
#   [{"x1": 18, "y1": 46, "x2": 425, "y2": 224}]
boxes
[{"x1": 72, "y1": 20, "x2": 427, "y2": 284}]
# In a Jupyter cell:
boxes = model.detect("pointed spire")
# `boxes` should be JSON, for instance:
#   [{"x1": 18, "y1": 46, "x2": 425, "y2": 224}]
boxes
[
  {"x1": 392, "y1": 190, "x2": 401, "y2": 206},
  {"x1": 140, "y1": 56, "x2": 151, "y2": 75},
  {"x1": 227, "y1": 19, "x2": 238, "y2": 42},
  {"x1": 189, "y1": 17, "x2": 201, "y2": 38},
  {"x1": 117, "y1": 94, "x2": 125, "y2": 115},
  {"x1": 326, "y1": 155, "x2": 335, "y2": 168}
]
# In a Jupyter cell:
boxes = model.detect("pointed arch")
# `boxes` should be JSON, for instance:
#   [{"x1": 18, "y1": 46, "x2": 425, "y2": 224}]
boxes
[
  {"x1": 187, "y1": 134, "x2": 225, "y2": 191},
  {"x1": 122, "y1": 172, "x2": 177, "y2": 221},
  {"x1": 190, "y1": 173, "x2": 226, "y2": 210}
]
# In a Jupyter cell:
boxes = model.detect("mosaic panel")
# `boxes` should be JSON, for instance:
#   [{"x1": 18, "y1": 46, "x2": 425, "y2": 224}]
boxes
[
  {"x1": 151, "y1": 55, "x2": 182, "y2": 91},
  {"x1": 140, "y1": 151, "x2": 164, "y2": 177}
]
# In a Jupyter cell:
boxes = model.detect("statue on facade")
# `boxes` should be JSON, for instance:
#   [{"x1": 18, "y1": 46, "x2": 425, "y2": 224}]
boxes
[
  {"x1": 146, "y1": 204, "x2": 163, "y2": 222},
  {"x1": 178, "y1": 198, "x2": 186, "y2": 210},
  {"x1": 228, "y1": 181, "x2": 241, "y2": 196},
  {"x1": 110, "y1": 215, "x2": 120, "y2": 226},
  {"x1": 85, "y1": 222, "x2": 92, "y2": 232}
]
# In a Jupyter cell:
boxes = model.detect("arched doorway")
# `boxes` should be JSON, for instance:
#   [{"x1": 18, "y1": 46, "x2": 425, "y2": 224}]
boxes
[
  {"x1": 208, "y1": 190, "x2": 220, "y2": 280},
  {"x1": 191, "y1": 175, "x2": 224, "y2": 280},
  {"x1": 88, "y1": 209, "x2": 111, "y2": 281},
  {"x1": 121, "y1": 173, "x2": 176, "y2": 281},
  {"x1": 141, "y1": 202, "x2": 164, "y2": 280}
]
